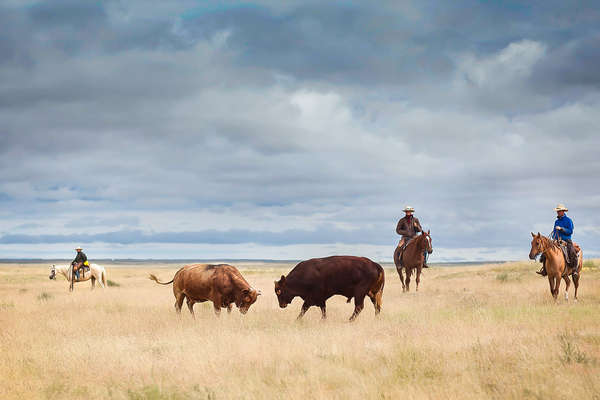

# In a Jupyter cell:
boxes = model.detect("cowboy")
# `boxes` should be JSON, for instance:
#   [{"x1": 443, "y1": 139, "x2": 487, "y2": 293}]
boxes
[
  {"x1": 71, "y1": 246, "x2": 89, "y2": 280},
  {"x1": 536, "y1": 204, "x2": 578, "y2": 277},
  {"x1": 396, "y1": 206, "x2": 428, "y2": 268}
]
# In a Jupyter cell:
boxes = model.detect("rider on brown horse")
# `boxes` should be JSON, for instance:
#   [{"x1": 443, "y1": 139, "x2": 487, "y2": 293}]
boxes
[
  {"x1": 72, "y1": 246, "x2": 90, "y2": 281},
  {"x1": 536, "y1": 204, "x2": 578, "y2": 277},
  {"x1": 396, "y1": 206, "x2": 428, "y2": 268}
]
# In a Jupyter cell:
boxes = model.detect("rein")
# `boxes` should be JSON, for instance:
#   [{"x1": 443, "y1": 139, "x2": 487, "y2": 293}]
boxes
[{"x1": 537, "y1": 235, "x2": 559, "y2": 257}]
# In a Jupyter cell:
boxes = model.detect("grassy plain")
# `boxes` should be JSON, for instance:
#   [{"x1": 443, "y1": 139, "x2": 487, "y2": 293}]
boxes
[{"x1": 1, "y1": 260, "x2": 599, "y2": 400}]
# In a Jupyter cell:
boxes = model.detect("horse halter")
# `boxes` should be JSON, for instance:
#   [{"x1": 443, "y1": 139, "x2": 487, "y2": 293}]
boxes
[
  {"x1": 49, "y1": 265, "x2": 56, "y2": 280},
  {"x1": 418, "y1": 232, "x2": 432, "y2": 253},
  {"x1": 532, "y1": 235, "x2": 554, "y2": 259}
]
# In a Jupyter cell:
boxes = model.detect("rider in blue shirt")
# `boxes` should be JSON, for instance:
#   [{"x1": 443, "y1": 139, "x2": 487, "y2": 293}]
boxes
[{"x1": 537, "y1": 204, "x2": 578, "y2": 277}]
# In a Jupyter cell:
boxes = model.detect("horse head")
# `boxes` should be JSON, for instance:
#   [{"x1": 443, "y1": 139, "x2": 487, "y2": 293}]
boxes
[
  {"x1": 422, "y1": 230, "x2": 433, "y2": 254},
  {"x1": 49, "y1": 265, "x2": 56, "y2": 280},
  {"x1": 529, "y1": 232, "x2": 543, "y2": 260}
]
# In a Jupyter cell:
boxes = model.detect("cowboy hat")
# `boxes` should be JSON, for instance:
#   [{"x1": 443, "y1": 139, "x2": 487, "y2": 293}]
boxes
[
  {"x1": 554, "y1": 204, "x2": 568, "y2": 212},
  {"x1": 403, "y1": 206, "x2": 415, "y2": 212},
  {"x1": 75, "y1": 246, "x2": 83, "y2": 250}
]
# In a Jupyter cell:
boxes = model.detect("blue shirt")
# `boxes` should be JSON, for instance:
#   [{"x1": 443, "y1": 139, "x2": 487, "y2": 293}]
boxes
[{"x1": 553, "y1": 214, "x2": 574, "y2": 241}]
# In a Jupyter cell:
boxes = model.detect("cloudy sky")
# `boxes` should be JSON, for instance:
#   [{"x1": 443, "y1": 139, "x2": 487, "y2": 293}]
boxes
[{"x1": 1, "y1": 0, "x2": 599, "y2": 262}]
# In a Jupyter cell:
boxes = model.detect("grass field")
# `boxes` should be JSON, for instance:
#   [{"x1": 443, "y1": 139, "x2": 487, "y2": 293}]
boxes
[{"x1": 1, "y1": 260, "x2": 599, "y2": 399}]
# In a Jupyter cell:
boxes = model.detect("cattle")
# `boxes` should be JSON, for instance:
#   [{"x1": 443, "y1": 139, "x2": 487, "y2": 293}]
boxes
[
  {"x1": 149, "y1": 264, "x2": 261, "y2": 317},
  {"x1": 274, "y1": 256, "x2": 385, "y2": 321}
]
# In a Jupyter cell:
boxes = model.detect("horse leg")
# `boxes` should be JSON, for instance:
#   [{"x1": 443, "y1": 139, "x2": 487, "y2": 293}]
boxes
[
  {"x1": 548, "y1": 276, "x2": 555, "y2": 299},
  {"x1": 91, "y1": 276, "x2": 96, "y2": 290},
  {"x1": 554, "y1": 275, "x2": 561, "y2": 300},
  {"x1": 405, "y1": 268, "x2": 412, "y2": 292},
  {"x1": 394, "y1": 246, "x2": 405, "y2": 291},
  {"x1": 563, "y1": 275, "x2": 571, "y2": 301},
  {"x1": 398, "y1": 268, "x2": 405, "y2": 292},
  {"x1": 416, "y1": 266, "x2": 421, "y2": 292},
  {"x1": 573, "y1": 273, "x2": 579, "y2": 302},
  {"x1": 227, "y1": 304, "x2": 233, "y2": 313},
  {"x1": 186, "y1": 298, "x2": 195, "y2": 319}
]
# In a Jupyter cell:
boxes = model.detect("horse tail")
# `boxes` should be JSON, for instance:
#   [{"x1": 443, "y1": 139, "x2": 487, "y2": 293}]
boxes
[{"x1": 149, "y1": 268, "x2": 183, "y2": 285}]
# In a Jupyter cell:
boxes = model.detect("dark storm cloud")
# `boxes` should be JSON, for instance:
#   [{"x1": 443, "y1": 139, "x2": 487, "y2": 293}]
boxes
[{"x1": 532, "y1": 33, "x2": 600, "y2": 91}]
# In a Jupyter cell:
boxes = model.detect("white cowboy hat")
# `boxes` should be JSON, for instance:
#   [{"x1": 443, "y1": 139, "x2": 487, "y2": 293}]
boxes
[
  {"x1": 554, "y1": 204, "x2": 568, "y2": 212},
  {"x1": 75, "y1": 246, "x2": 83, "y2": 250},
  {"x1": 403, "y1": 206, "x2": 415, "y2": 212}
]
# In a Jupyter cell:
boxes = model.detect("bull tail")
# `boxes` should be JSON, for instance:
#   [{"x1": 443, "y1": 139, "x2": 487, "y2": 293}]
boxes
[
  {"x1": 102, "y1": 270, "x2": 107, "y2": 287},
  {"x1": 149, "y1": 267, "x2": 183, "y2": 285},
  {"x1": 149, "y1": 274, "x2": 175, "y2": 285}
]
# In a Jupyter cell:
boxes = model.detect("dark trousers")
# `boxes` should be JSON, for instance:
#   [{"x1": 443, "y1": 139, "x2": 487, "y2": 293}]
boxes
[{"x1": 564, "y1": 239, "x2": 577, "y2": 269}]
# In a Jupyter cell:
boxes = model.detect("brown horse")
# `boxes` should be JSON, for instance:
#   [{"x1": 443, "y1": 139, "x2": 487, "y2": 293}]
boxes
[
  {"x1": 528, "y1": 232, "x2": 582, "y2": 301},
  {"x1": 394, "y1": 230, "x2": 432, "y2": 292}
]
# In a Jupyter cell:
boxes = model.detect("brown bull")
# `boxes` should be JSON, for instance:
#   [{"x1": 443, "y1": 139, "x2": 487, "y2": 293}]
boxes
[
  {"x1": 274, "y1": 255, "x2": 385, "y2": 321},
  {"x1": 149, "y1": 264, "x2": 261, "y2": 317}
]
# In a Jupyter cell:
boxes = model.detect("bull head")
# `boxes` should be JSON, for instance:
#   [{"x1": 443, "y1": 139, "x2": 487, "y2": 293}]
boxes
[
  {"x1": 274, "y1": 275, "x2": 292, "y2": 308},
  {"x1": 238, "y1": 288, "x2": 260, "y2": 314}
]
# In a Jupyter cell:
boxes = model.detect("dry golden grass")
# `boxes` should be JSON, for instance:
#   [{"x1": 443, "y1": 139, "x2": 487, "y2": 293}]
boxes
[{"x1": 1, "y1": 260, "x2": 599, "y2": 399}]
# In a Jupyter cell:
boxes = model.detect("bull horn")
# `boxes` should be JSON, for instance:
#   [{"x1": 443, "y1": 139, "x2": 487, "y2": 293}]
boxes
[{"x1": 531, "y1": 232, "x2": 535, "y2": 237}]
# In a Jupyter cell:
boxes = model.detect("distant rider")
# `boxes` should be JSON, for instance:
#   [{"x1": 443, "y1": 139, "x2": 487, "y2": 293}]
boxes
[
  {"x1": 71, "y1": 246, "x2": 89, "y2": 280},
  {"x1": 396, "y1": 206, "x2": 428, "y2": 268},
  {"x1": 537, "y1": 204, "x2": 578, "y2": 277}
]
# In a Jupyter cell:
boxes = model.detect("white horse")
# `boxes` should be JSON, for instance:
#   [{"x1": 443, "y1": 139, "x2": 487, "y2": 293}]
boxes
[{"x1": 49, "y1": 264, "x2": 107, "y2": 290}]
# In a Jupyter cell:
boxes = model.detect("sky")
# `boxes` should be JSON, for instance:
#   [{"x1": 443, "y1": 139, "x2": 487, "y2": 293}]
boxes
[{"x1": 1, "y1": 0, "x2": 599, "y2": 262}]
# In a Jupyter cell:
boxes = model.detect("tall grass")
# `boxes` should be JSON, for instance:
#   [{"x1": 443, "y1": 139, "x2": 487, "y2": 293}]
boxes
[{"x1": 0, "y1": 261, "x2": 599, "y2": 399}]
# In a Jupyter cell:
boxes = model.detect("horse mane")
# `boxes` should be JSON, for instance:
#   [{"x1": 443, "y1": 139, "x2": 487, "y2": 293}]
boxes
[
  {"x1": 407, "y1": 232, "x2": 428, "y2": 251},
  {"x1": 538, "y1": 235, "x2": 559, "y2": 251}
]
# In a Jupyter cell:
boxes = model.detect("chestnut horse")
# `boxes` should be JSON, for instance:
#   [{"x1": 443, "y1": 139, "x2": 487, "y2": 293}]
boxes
[
  {"x1": 394, "y1": 230, "x2": 433, "y2": 292},
  {"x1": 528, "y1": 232, "x2": 582, "y2": 301}
]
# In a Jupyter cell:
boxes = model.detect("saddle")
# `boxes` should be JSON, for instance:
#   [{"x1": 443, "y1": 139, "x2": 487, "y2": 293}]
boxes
[
  {"x1": 396, "y1": 237, "x2": 416, "y2": 266},
  {"x1": 72, "y1": 262, "x2": 90, "y2": 280},
  {"x1": 555, "y1": 240, "x2": 580, "y2": 275}
]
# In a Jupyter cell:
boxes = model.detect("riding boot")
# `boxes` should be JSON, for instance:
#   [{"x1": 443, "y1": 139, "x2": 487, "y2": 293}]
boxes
[
  {"x1": 422, "y1": 250, "x2": 430, "y2": 268},
  {"x1": 536, "y1": 266, "x2": 547, "y2": 276},
  {"x1": 566, "y1": 240, "x2": 578, "y2": 277},
  {"x1": 570, "y1": 259, "x2": 579, "y2": 278},
  {"x1": 536, "y1": 254, "x2": 547, "y2": 276}
]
